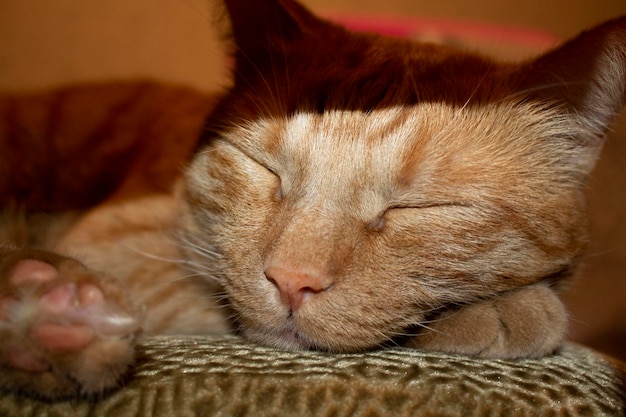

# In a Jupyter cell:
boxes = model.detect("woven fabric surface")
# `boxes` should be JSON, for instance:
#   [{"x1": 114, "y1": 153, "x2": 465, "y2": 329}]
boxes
[{"x1": 0, "y1": 335, "x2": 624, "y2": 417}]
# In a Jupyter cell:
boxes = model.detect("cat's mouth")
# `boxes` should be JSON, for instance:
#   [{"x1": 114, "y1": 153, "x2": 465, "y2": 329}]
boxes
[
  {"x1": 278, "y1": 323, "x2": 303, "y2": 342},
  {"x1": 274, "y1": 321, "x2": 322, "y2": 350}
]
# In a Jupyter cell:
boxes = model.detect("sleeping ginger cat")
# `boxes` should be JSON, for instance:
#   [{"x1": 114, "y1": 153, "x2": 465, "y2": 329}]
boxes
[{"x1": 0, "y1": 0, "x2": 625, "y2": 399}]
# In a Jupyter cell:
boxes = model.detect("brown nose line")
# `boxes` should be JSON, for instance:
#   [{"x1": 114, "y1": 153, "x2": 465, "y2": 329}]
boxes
[{"x1": 265, "y1": 265, "x2": 331, "y2": 311}]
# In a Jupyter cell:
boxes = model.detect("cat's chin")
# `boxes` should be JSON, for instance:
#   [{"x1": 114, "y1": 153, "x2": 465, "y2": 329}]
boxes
[
  {"x1": 241, "y1": 318, "x2": 396, "y2": 353},
  {"x1": 236, "y1": 305, "x2": 429, "y2": 353},
  {"x1": 243, "y1": 322, "x2": 327, "y2": 352}
]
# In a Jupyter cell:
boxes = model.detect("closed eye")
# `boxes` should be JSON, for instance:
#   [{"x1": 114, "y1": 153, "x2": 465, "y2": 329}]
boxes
[
  {"x1": 389, "y1": 201, "x2": 473, "y2": 210},
  {"x1": 370, "y1": 201, "x2": 474, "y2": 231},
  {"x1": 273, "y1": 175, "x2": 284, "y2": 200},
  {"x1": 210, "y1": 138, "x2": 283, "y2": 199},
  {"x1": 253, "y1": 163, "x2": 282, "y2": 201}
]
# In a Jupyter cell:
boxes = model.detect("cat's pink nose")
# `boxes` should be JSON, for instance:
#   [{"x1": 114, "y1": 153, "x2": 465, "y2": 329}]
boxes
[{"x1": 265, "y1": 265, "x2": 331, "y2": 311}]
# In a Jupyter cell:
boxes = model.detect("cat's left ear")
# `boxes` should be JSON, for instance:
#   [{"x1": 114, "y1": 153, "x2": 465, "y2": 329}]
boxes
[{"x1": 518, "y1": 16, "x2": 626, "y2": 136}]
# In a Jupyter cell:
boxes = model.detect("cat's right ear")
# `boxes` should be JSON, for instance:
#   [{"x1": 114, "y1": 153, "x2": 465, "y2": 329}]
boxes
[{"x1": 219, "y1": 0, "x2": 327, "y2": 82}]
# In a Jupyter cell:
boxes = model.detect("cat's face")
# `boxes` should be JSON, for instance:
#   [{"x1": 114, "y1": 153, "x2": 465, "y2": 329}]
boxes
[{"x1": 182, "y1": 0, "x2": 624, "y2": 352}]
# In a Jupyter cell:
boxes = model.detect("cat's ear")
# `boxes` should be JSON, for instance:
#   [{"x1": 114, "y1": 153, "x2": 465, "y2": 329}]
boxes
[
  {"x1": 220, "y1": 0, "x2": 325, "y2": 80},
  {"x1": 519, "y1": 17, "x2": 626, "y2": 136}
]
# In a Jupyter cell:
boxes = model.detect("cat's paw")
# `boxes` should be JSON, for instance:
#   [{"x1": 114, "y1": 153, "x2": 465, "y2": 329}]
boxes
[
  {"x1": 409, "y1": 283, "x2": 566, "y2": 359},
  {"x1": 0, "y1": 251, "x2": 141, "y2": 399}
]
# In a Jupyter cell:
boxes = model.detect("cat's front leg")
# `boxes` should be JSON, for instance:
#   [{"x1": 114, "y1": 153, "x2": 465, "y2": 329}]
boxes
[
  {"x1": 409, "y1": 283, "x2": 567, "y2": 359},
  {"x1": 0, "y1": 248, "x2": 141, "y2": 399}
]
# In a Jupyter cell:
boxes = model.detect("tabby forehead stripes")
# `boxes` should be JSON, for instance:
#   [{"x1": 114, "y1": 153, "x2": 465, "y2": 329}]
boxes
[{"x1": 224, "y1": 100, "x2": 580, "y2": 212}]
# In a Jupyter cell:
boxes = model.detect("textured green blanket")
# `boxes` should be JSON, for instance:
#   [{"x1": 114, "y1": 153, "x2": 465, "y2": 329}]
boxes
[{"x1": 1, "y1": 336, "x2": 624, "y2": 416}]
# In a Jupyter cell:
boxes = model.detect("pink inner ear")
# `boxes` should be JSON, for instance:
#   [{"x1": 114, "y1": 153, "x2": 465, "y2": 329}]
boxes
[{"x1": 324, "y1": 12, "x2": 558, "y2": 50}]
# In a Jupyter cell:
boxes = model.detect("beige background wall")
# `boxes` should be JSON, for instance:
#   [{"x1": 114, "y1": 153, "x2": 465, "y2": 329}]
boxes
[{"x1": 1, "y1": 0, "x2": 624, "y2": 92}]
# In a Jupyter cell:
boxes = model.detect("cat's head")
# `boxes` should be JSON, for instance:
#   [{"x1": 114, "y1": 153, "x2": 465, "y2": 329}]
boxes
[{"x1": 183, "y1": 0, "x2": 626, "y2": 352}]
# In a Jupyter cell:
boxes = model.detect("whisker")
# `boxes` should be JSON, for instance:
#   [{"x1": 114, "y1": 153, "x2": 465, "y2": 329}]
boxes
[
  {"x1": 175, "y1": 232, "x2": 222, "y2": 259},
  {"x1": 119, "y1": 244, "x2": 193, "y2": 267}
]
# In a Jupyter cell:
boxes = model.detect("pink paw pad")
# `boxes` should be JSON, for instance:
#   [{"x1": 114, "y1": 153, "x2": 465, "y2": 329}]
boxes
[
  {"x1": 36, "y1": 283, "x2": 103, "y2": 350},
  {"x1": 2, "y1": 259, "x2": 57, "y2": 323},
  {"x1": 10, "y1": 259, "x2": 58, "y2": 285},
  {"x1": 33, "y1": 323, "x2": 95, "y2": 351},
  {"x1": 39, "y1": 282, "x2": 106, "y2": 315}
]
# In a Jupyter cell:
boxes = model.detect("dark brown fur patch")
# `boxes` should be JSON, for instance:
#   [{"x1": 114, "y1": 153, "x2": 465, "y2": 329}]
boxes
[{"x1": 0, "y1": 81, "x2": 213, "y2": 211}]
